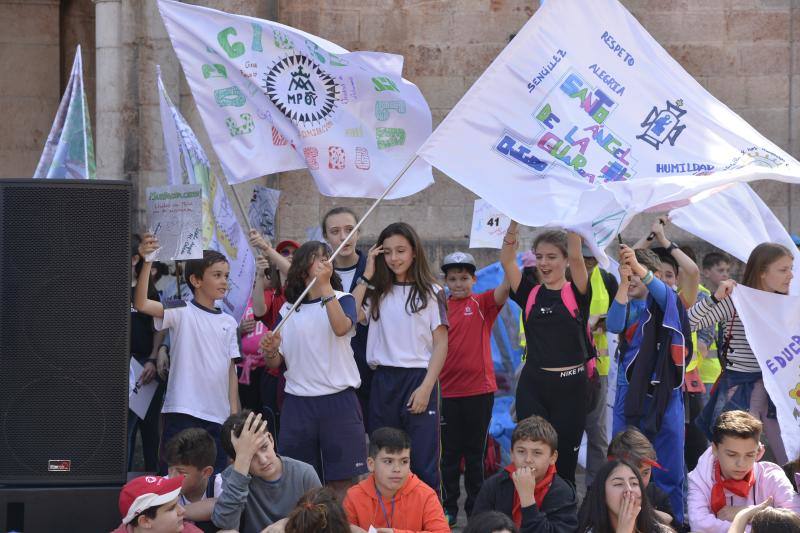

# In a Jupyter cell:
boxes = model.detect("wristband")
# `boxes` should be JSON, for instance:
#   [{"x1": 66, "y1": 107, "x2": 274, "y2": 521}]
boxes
[
  {"x1": 642, "y1": 270, "x2": 654, "y2": 284},
  {"x1": 357, "y1": 276, "x2": 375, "y2": 290},
  {"x1": 321, "y1": 294, "x2": 336, "y2": 307},
  {"x1": 710, "y1": 294, "x2": 720, "y2": 304},
  {"x1": 665, "y1": 241, "x2": 679, "y2": 253}
]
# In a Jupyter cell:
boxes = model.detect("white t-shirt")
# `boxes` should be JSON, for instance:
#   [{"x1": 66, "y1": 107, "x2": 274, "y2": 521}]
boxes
[
  {"x1": 335, "y1": 263, "x2": 358, "y2": 293},
  {"x1": 277, "y1": 291, "x2": 361, "y2": 396},
  {"x1": 155, "y1": 300, "x2": 240, "y2": 424},
  {"x1": 364, "y1": 283, "x2": 448, "y2": 369}
]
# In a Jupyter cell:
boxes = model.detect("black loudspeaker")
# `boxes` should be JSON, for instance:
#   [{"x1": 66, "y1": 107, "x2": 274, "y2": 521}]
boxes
[{"x1": 0, "y1": 179, "x2": 131, "y2": 486}]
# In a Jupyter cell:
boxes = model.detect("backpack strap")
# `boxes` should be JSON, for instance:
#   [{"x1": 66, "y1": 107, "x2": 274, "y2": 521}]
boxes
[
  {"x1": 206, "y1": 473, "x2": 217, "y2": 498},
  {"x1": 560, "y1": 282, "x2": 579, "y2": 319},
  {"x1": 524, "y1": 284, "x2": 542, "y2": 321}
]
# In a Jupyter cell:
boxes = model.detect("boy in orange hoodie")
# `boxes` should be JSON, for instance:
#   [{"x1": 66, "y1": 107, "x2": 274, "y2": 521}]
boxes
[{"x1": 344, "y1": 427, "x2": 450, "y2": 533}]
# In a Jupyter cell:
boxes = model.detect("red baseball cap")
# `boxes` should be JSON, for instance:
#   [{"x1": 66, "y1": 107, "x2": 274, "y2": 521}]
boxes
[
  {"x1": 119, "y1": 475, "x2": 183, "y2": 524},
  {"x1": 275, "y1": 240, "x2": 300, "y2": 254}
]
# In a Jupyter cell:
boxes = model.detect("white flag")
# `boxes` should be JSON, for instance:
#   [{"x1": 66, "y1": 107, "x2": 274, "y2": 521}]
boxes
[
  {"x1": 416, "y1": 0, "x2": 800, "y2": 265},
  {"x1": 730, "y1": 285, "x2": 800, "y2": 462},
  {"x1": 670, "y1": 183, "x2": 800, "y2": 294},
  {"x1": 158, "y1": 0, "x2": 433, "y2": 199},
  {"x1": 157, "y1": 68, "x2": 255, "y2": 322},
  {"x1": 34, "y1": 45, "x2": 96, "y2": 180}
]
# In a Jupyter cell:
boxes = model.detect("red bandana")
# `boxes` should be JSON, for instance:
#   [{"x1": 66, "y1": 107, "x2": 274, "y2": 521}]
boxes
[
  {"x1": 504, "y1": 463, "x2": 557, "y2": 527},
  {"x1": 710, "y1": 460, "x2": 755, "y2": 514}
]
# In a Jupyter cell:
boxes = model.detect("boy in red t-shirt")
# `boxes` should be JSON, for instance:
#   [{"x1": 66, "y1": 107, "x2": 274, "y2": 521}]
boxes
[{"x1": 439, "y1": 251, "x2": 509, "y2": 525}]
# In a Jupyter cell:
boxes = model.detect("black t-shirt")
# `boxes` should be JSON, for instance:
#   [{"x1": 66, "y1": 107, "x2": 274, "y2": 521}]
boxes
[
  {"x1": 130, "y1": 284, "x2": 160, "y2": 363},
  {"x1": 511, "y1": 276, "x2": 591, "y2": 368}
]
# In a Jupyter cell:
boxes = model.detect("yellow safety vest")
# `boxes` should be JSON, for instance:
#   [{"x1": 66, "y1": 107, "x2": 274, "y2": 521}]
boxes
[{"x1": 589, "y1": 266, "x2": 611, "y2": 375}]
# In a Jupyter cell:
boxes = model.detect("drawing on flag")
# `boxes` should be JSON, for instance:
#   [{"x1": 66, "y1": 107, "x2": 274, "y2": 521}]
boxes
[
  {"x1": 158, "y1": 0, "x2": 433, "y2": 199},
  {"x1": 731, "y1": 285, "x2": 800, "y2": 462},
  {"x1": 157, "y1": 68, "x2": 255, "y2": 322},
  {"x1": 33, "y1": 45, "x2": 96, "y2": 180},
  {"x1": 416, "y1": 0, "x2": 800, "y2": 265}
]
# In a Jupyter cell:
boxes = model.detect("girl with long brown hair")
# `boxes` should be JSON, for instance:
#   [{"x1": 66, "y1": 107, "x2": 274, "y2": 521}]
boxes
[
  {"x1": 352, "y1": 222, "x2": 449, "y2": 495},
  {"x1": 688, "y1": 242, "x2": 794, "y2": 464}
]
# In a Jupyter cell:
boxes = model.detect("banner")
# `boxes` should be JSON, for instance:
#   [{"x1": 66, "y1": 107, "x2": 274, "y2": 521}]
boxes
[
  {"x1": 670, "y1": 183, "x2": 800, "y2": 294},
  {"x1": 146, "y1": 184, "x2": 204, "y2": 261},
  {"x1": 469, "y1": 199, "x2": 512, "y2": 249},
  {"x1": 416, "y1": 0, "x2": 800, "y2": 265},
  {"x1": 248, "y1": 185, "x2": 281, "y2": 239},
  {"x1": 158, "y1": 0, "x2": 433, "y2": 199},
  {"x1": 33, "y1": 45, "x2": 96, "y2": 180},
  {"x1": 730, "y1": 285, "x2": 800, "y2": 462},
  {"x1": 157, "y1": 69, "x2": 255, "y2": 322}
]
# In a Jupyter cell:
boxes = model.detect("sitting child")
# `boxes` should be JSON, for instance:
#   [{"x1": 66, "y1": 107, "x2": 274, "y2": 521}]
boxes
[
  {"x1": 212, "y1": 411, "x2": 321, "y2": 533},
  {"x1": 687, "y1": 410, "x2": 800, "y2": 533},
  {"x1": 111, "y1": 475, "x2": 202, "y2": 533},
  {"x1": 343, "y1": 427, "x2": 450, "y2": 533},
  {"x1": 607, "y1": 427, "x2": 680, "y2": 529},
  {"x1": 472, "y1": 415, "x2": 578, "y2": 533},
  {"x1": 165, "y1": 428, "x2": 221, "y2": 531}
]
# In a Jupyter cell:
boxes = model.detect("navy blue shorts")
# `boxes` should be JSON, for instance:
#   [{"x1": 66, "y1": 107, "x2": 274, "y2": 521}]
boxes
[
  {"x1": 278, "y1": 388, "x2": 368, "y2": 483},
  {"x1": 159, "y1": 412, "x2": 228, "y2": 474}
]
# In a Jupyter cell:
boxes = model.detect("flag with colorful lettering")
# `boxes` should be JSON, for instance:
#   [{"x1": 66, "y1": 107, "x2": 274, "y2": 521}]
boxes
[
  {"x1": 34, "y1": 45, "x2": 96, "y2": 180},
  {"x1": 157, "y1": 67, "x2": 255, "y2": 322},
  {"x1": 731, "y1": 285, "x2": 800, "y2": 462},
  {"x1": 416, "y1": 0, "x2": 800, "y2": 265},
  {"x1": 158, "y1": 0, "x2": 433, "y2": 199}
]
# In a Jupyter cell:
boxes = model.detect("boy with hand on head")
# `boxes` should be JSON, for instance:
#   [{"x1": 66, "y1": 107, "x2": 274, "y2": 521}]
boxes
[
  {"x1": 687, "y1": 410, "x2": 800, "y2": 533},
  {"x1": 213, "y1": 411, "x2": 321, "y2": 533},
  {"x1": 111, "y1": 475, "x2": 203, "y2": 533},
  {"x1": 472, "y1": 416, "x2": 578, "y2": 533},
  {"x1": 606, "y1": 244, "x2": 693, "y2": 525},
  {"x1": 164, "y1": 428, "x2": 221, "y2": 531},
  {"x1": 343, "y1": 427, "x2": 450, "y2": 533},
  {"x1": 606, "y1": 427, "x2": 680, "y2": 529},
  {"x1": 439, "y1": 251, "x2": 509, "y2": 524},
  {"x1": 134, "y1": 234, "x2": 240, "y2": 474}
]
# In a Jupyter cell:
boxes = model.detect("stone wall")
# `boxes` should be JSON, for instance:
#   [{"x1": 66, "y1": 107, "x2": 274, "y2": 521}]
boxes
[{"x1": 0, "y1": 0, "x2": 798, "y2": 269}]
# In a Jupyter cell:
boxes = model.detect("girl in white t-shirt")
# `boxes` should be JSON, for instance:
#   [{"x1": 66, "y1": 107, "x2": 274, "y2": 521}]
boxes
[
  {"x1": 260, "y1": 241, "x2": 366, "y2": 500},
  {"x1": 352, "y1": 222, "x2": 449, "y2": 494}
]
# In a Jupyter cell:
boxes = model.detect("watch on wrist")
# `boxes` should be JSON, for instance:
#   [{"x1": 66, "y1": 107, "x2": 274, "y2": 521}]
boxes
[{"x1": 665, "y1": 241, "x2": 679, "y2": 253}]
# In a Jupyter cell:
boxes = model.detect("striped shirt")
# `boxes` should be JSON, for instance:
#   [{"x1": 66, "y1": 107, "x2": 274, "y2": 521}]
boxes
[{"x1": 687, "y1": 296, "x2": 760, "y2": 373}]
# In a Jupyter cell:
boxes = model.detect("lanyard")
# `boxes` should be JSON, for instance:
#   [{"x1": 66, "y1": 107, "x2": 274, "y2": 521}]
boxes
[{"x1": 375, "y1": 482, "x2": 395, "y2": 528}]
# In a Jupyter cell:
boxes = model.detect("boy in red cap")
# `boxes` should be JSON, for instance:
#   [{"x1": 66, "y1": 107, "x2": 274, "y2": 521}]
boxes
[{"x1": 112, "y1": 475, "x2": 203, "y2": 533}]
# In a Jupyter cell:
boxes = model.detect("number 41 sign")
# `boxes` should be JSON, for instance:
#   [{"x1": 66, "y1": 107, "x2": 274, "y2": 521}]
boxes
[{"x1": 469, "y1": 199, "x2": 512, "y2": 249}]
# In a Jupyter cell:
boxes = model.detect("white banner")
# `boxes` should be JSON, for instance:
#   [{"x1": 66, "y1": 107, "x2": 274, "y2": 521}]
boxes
[
  {"x1": 157, "y1": 69, "x2": 255, "y2": 322},
  {"x1": 33, "y1": 45, "x2": 96, "y2": 180},
  {"x1": 416, "y1": 0, "x2": 800, "y2": 265},
  {"x1": 670, "y1": 183, "x2": 800, "y2": 295},
  {"x1": 730, "y1": 285, "x2": 800, "y2": 462},
  {"x1": 146, "y1": 184, "x2": 204, "y2": 261},
  {"x1": 469, "y1": 199, "x2": 512, "y2": 249},
  {"x1": 158, "y1": 0, "x2": 433, "y2": 199}
]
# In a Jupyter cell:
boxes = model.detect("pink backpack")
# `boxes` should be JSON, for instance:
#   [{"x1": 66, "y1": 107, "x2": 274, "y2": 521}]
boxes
[{"x1": 524, "y1": 283, "x2": 598, "y2": 378}]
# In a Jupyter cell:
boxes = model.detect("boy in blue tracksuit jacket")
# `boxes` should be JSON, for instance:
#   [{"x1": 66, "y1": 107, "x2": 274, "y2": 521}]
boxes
[{"x1": 607, "y1": 245, "x2": 692, "y2": 524}]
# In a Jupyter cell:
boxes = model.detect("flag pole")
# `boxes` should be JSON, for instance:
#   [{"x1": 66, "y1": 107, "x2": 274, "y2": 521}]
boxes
[
  {"x1": 271, "y1": 155, "x2": 420, "y2": 334},
  {"x1": 229, "y1": 182, "x2": 255, "y2": 234}
]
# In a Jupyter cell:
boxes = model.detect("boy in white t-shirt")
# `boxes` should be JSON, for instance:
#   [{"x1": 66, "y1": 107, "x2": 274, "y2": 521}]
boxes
[{"x1": 135, "y1": 233, "x2": 240, "y2": 474}]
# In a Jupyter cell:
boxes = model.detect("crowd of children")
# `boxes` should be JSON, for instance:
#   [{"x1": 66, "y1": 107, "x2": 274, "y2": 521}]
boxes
[{"x1": 119, "y1": 212, "x2": 800, "y2": 532}]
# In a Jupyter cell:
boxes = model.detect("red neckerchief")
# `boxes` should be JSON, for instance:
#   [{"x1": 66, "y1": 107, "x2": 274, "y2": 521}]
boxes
[
  {"x1": 710, "y1": 460, "x2": 755, "y2": 514},
  {"x1": 503, "y1": 464, "x2": 557, "y2": 527}
]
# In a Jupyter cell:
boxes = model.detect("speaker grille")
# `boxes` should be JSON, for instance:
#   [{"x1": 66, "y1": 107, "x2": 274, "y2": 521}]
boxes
[{"x1": 0, "y1": 180, "x2": 131, "y2": 485}]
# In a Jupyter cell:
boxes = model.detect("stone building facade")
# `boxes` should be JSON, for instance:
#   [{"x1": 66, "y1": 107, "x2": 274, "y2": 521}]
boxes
[{"x1": 2, "y1": 0, "x2": 799, "y2": 268}]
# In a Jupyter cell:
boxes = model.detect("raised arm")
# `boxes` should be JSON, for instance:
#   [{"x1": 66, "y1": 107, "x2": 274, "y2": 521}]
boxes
[
  {"x1": 133, "y1": 233, "x2": 165, "y2": 318},
  {"x1": 316, "y1": 261, "x2": 353, "y2": 336},
  {"x1": 494, "y1": 274, "x2": 511, "y2": 307},
  {"x1": 652, "y1": 217, "x2": 700, "y2": 306},
  {"x1": 567, "y1": 231, "x2": 589, "y2": 294},
  {"x1": 351, "y1": 243, "x2": 382, "y2": 324},
  {"x1": 251, "y1": 255, "x2": 270, "y2": 318},
  {"x1": 248, "y1": 230, "x2": 290, "y2": 276},
  {"x1": 687, "y1": 280, "x2": 736, "y2": 331},
  {"x1": 501, "y1": 221, "x2": 522, "y2": 292}
]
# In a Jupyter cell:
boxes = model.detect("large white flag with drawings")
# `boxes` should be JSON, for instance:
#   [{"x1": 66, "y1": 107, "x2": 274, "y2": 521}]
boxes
[
  {"x1": 416, "y1": 0, "x2": 800, "y2": 265},
  {"x1": 158, "y1": 0, "x2": 433, "y2": 199},
  {"x1": 157, "y1": 68, "x2": 255, "y2": 322},
  {"x1": 731, "y1": 285, "x2": 800, "y2": 463}
]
